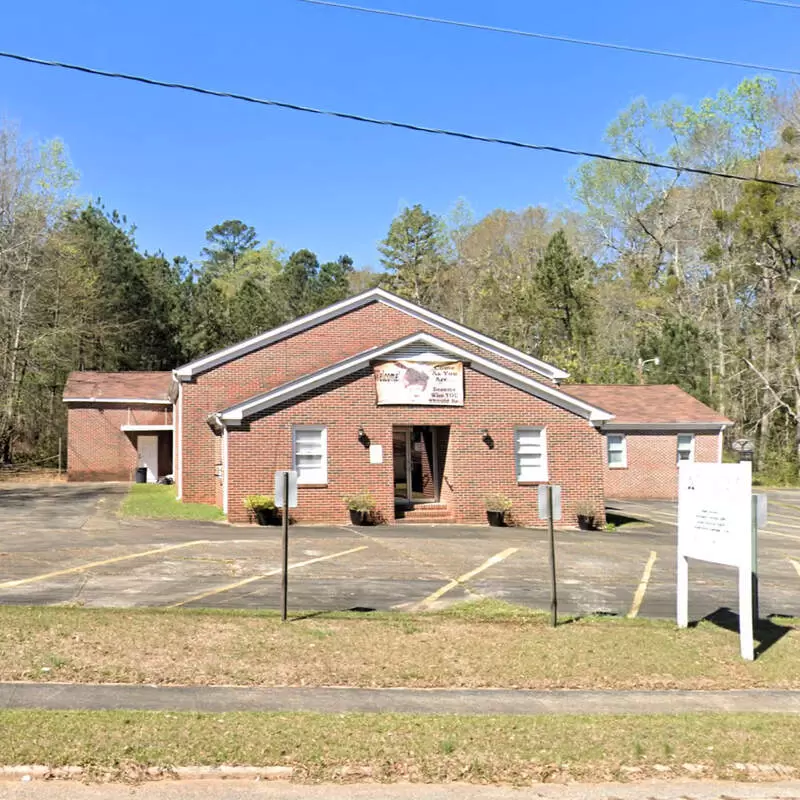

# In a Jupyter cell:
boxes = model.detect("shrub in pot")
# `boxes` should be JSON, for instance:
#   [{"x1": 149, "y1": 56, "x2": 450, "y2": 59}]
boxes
[
  {"x1": 343, "y1": 490, "x2": 376, "y2": 525},
  {"x1": 484, "y1": 493, "x2": 512, "y2": 527},
  {"x1": 243, "y1": 495, "x2": 277, "y2": 525},
  {"x1": 575, "y1": 500, "x2": 597, "y2": 531}
]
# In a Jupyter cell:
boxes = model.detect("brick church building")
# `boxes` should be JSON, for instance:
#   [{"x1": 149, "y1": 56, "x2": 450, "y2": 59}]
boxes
[{"x1": 64, "y1": 288, "x2": 731, "y2": 525}]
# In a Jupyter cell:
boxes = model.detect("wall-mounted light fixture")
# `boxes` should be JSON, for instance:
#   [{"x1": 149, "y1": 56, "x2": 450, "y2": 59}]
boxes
[
  {"x1": 358, "y1": 425, "x2": 371, "y2": 448},
  {"x1": 480, "y1": 428, "x2": 494, "y2": 449}
]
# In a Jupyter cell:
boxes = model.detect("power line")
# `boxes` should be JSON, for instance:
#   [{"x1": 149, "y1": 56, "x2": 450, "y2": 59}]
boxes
[
  {"x1": 297, "y1": 0, "x2": 800, "y2": 78},
  {"x1": 0, "y1": 49, "x2": 798, "y2": 189},
  {"x1": 741, "y1": 0, "x2": 800, "y2": 8}
]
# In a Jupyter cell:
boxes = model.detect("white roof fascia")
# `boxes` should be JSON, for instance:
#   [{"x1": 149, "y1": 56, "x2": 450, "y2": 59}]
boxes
[
  {"x1": 174, "y1": 287, "x2": 568, "y2": 382},
  {"x1": 63, "y1": 397, "x2": 170, "y2": 405},
  {"x1": 120, "y1": 424, "x2": 174, "y2": 432},
  {"x1": 218, "y1": 333, "x2": 609, "y2": 424},
  {"x1": 373, "y1": 289, "x2": 569, "y2": 381},
  {"x1": 601, "y1": 421, "x2": 730, "y2": 432}
]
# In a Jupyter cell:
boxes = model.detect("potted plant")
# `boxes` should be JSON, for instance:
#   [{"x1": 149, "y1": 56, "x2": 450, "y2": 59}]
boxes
[
  {"x1": 484, "y1": 493, "x2": 512, "y2": 527},
  {"x1": 243, "y1": 495, "x2": 277, "y2": 526},
  {"x1": 576, "y1": 500, "x2": 597, "y2": 531},
  {"x1": 343, "y1": 490, "x2": 376, "y2": 525}
]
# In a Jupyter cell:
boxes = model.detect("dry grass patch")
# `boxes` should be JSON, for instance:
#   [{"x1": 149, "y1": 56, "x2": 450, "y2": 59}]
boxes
[
  {"x1": 0, "y1": 602, "x2": 798, "y2": 689},
  {"x1": 1, "y1": 711, "x2": 799, "y2": 783}
]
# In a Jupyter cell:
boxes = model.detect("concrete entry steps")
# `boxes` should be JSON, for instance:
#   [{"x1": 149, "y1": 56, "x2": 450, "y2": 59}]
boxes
[{"x1": 394, "y1": 503, "x2": 455, "y2": 524}]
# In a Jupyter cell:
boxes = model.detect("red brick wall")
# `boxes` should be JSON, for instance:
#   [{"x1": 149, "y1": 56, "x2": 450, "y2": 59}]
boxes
[
  {"x1": 67, "y1": 404, "x2": 173, "y2": 482},
  {"x1": 180, "y1": 301, "x2": 563, "y2": 505},
  {"x1": 604, "y1": 430, "x2": 721, "y2": 500},
  {"x1": 226, "y1": 367, "x2": 606, "y2": 527}
]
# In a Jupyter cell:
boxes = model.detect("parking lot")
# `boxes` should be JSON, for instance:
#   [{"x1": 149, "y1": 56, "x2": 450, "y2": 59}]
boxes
[{"x1": 0, "y1": 483, "x2": 799, "y2": 620}]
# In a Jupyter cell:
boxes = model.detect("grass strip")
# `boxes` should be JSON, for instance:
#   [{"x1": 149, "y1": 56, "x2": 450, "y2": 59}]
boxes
[
  {"x1": 118, "y1": 484, "x2": 225, "y2": 521},
  {"x1": 1, "y1": 601, "x2": 798, "y2": 689},
  {"x1": 1, "y1": 711, "x2": 799, "y2": 783}
]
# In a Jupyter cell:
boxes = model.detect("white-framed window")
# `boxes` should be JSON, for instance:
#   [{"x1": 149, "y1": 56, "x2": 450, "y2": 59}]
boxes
[
  {"x1": 292, "y1": 425, "x2": 327, "y2": 484},
  {"x1": 607, "y1": 433, "x2": 627, "y2": 468},
  {"x1": 677, "y1": 433, "x2": 695, "y2": 464},
  {"x1": 515, "y1": 427, "x2": 548, "y2": 482}
]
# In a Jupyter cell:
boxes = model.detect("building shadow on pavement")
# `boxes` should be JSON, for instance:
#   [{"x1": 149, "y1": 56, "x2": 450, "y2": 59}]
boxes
[{"x1": 691, "y1": 606, "x2": 794, "y2": 658}]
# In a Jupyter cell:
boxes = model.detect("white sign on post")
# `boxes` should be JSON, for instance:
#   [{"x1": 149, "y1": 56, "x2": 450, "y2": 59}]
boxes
[
  {"x1": 677, "y1": 462, "x2": 757, "y2": 660},
  {"x1": 274, "y1": 470, "x2": 298, "y2": 509},
  {"x1": 537, "y1": 484, "x2": 562, "y2": 521}
]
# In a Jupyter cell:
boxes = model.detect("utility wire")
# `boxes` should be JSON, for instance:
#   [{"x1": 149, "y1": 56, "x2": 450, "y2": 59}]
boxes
[
  {"x1": 0, "y1": 49, "x2": 798, "y2": 189},
  {"x1": 741, "y1": 0, "x2": 800, "y2": 8},
  {"x1": 297, "y1": 0, "x2": 800, "y2": 78}
]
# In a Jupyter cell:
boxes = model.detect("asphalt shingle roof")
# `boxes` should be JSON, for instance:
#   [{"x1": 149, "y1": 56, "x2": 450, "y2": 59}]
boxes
[
  {"x1": 559, "y1": 384, "x2": 732, "y2": 425},
  {"x1": 63, "y1": 371, "x2": 173, "y2": 402}
]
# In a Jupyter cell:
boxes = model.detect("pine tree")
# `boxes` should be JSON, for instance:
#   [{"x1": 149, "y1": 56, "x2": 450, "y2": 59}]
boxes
[{"x1": 379, "y1": 205, "x2": 449, "y2": 307}]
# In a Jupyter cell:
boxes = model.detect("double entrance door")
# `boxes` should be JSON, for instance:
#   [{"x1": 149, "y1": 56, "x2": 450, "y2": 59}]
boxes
[{"x1": 393, "y1": 426, "x2": 439, "y2": 504}]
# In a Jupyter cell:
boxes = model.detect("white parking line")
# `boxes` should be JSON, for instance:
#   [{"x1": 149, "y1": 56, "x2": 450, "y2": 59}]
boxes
[
  {"x1": 790, "y1": 558, "x2": 800, "y2": 579},
  {"x1": 168, "y1": 545, "x2": 368, "y2": 608},
  {"x1": 0, "y1": 540, "x2": 209, "y2": 590},
  {"x1": 628, "y1": 550, "x2": 658, "y2": 618},
  {"x1": 414, "y1": 548, "x2": 518, "y2": 610}
]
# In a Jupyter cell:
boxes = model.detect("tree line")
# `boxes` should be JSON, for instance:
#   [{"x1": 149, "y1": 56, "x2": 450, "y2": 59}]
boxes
[{"x1": 1, "y1": 75, "x2": 799, "y2": 480}]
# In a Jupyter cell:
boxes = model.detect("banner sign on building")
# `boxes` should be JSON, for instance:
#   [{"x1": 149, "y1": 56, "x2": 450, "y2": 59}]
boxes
[{"x1": 374, "y1": 361, "x2": 464, "y2": 406}]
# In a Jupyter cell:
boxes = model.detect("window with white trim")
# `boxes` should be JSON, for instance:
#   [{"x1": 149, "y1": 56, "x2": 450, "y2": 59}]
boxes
[
  {"x1": 677, "y1": 433, "x2": 695, "y2": 463},
  {"x1": 515, "y1": 427, "x2": 548, "y2": 482},
  {"x1": 292, "y1": 425, "x2": 327, "y2": 484},
  {"x1": 607, "y1": 433, "x2": 627, "y2": 468}
]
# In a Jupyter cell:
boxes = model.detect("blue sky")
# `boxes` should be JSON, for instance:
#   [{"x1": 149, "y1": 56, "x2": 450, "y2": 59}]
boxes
[{"x1": 0, "y1": 0, "x2": 795, "y2": 268}]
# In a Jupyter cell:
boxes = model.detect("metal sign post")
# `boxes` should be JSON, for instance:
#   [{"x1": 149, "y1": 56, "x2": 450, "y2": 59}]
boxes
[
  {"x1": 274, "y1": 470, "x2": 298, "y2": 622},
  {"x1": 538, "y1": 484, "x2": 562, "y2": 628},
  {"x1": 281, "y1": 471, "x2": 289, "y2": 622}
]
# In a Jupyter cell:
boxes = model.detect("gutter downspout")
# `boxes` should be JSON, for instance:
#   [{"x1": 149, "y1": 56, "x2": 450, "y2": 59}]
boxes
[
  {"x1": 176, "y1": 379, "x2": 183, "y2": 500},
  {"x1": 222, "y1": 424, "x2": 229, "y2": 516}
]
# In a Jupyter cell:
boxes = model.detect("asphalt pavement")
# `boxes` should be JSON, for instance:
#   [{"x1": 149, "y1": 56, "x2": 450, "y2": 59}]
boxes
[{"x1": 0, "y1": 483, "x2": 799, "y2": 620}]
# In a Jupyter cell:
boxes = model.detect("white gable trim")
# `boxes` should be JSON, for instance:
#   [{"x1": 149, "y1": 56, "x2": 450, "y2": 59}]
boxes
[
  {"x1": 217, "y1": 333, "x2": 610, "y2": 425},
  {"x1": 601, "y1": 422, "x2": 730, "y2": 432},
  {"x1": 173, "y1": 288, "x2": 569, "y2": 382},
  {"x1": 63, "y1": 397, "x2": 170, "y2": 405}
]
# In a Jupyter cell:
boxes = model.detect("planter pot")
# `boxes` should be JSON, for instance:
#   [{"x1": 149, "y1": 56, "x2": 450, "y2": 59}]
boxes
[
  {"x1": 577, "y1": 515, "x2": 595, "y2": 531},
  {"x1": 254, "y1": 508, "x2": 278, "y2": 526},
  {"x1": 349, "y1": 509, "x2": 372, "y2": 526},
  {"x1": 486, "y1": 510, "x2": 506, "y2": 527}
]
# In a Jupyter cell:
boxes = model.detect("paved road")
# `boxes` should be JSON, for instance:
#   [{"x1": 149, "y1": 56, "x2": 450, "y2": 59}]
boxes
[
  {"x1": 0, "y1": 484, "x2": 799, "y2": 620},
  {"x1": 0, "y1": 780, "x2": 799, "y2": 800}
]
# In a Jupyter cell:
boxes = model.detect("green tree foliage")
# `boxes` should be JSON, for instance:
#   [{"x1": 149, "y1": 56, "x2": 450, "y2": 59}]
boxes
[
  {"x1": 5, "y1": 74, "x2": 800, "y2": 480},
  {"x1": 201, "y1": 220, "x2": 259, "y2": 276},
  {"x1": 531, "y1": 230, "x2": 594, "y2": 362},
  {"x1": 379, "y1": 205, "x2": 449, "y2": 306}
]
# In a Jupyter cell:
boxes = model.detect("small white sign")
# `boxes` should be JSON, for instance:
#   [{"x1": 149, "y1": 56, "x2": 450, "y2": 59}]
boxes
[
  {"x1": 369, "y1": 444, "x2": 384, "y2": 465},
  {"x1": 677, "y1": 462, "x2": 757, "y2": 660},
  {"x1": 537, "y1": 484, "x2": 562, "y2": 521},
  {"x1": 274, "y1": 470, "x2": 298, "y2": 509},
  {"x1": 754, "y1": 493, "x2": 768, "y2": 530}
]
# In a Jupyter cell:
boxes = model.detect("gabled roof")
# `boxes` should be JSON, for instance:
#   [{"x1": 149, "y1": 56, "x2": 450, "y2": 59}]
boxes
[
  {"x1": 560, "y1": 384, "x2": 732, "y2": 429},
  {"x1": 174, "y1": 287, "x2": 569, "y2": 382},
  {"x1": 63, "y1": 371, "x2": 173, "y2": 404},
  {"x1": 216, "y1": 332, "x2": 612, "y2": 425}
]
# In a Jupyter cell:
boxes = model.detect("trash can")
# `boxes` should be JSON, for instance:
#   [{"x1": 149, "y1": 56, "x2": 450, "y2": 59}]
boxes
[{"x1": 135, "y1": 467, "x2": 148, "y2": 484}]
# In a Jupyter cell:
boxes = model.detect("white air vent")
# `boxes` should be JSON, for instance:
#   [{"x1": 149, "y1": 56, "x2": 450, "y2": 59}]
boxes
[{"x1": 376, "y1": 344, "x2": 465, "y2": 362}]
